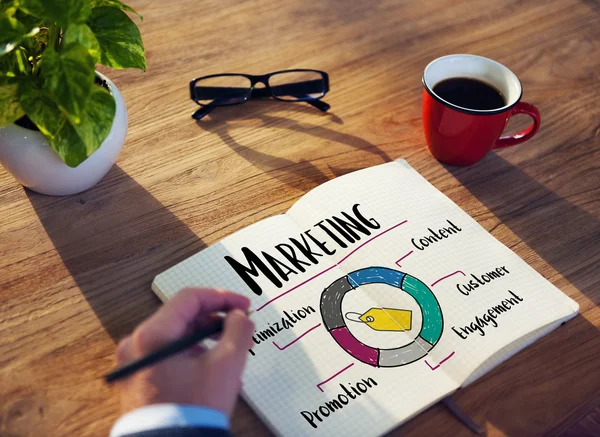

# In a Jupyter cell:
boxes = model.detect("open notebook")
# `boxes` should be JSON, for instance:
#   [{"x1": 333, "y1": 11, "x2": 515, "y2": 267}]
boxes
[{"x1": 152, "y1": 160, "x2": 578, "y2": 437}]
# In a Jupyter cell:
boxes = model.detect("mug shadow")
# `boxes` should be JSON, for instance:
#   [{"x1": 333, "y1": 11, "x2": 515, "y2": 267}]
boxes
[
  {"x1": 195, "y1": 100, "x2": 392, "y2": 191},
  {"x1": 441, "y1": 152, "x2": 600, "y2": 436},
  {"x1": 25, "y1": 165, "x2": 208, "y2": 342},
  {"x1": 445, "y1": 153, "x2": 600, "y2": 306}
]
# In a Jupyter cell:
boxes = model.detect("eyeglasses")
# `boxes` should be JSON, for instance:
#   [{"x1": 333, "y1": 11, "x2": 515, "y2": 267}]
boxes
[{"x1": 189, "y1": 69, "x2": 330, "y2": 120}]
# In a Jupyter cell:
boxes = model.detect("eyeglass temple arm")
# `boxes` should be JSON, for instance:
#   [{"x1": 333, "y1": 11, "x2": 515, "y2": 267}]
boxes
[
  {"x1": 192, "y1": 99, "x2": 327, "y2": 119},
  {"x1": 260, "y1": 80, "x2": 326, "y2": 97},
  {"x1": 250, "y1": 87, "x2": 329, "y2": 111},
  {"x1": 193, "y1": 80, "x2": 327, "y2": 101},
  {"x1": 192, "y1": 105, "x2": 214, "y2": 120},
  {"x1": 307, "y1": 99, "x2": 330, "y2": 112},
  {"x1": 252, "y1": 82, "x2": 330, "y2": 112}
]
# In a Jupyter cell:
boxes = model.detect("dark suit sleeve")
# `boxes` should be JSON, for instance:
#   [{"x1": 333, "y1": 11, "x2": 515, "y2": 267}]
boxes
[{"x1": 120, "y1": 427, "x2": 231, "y2": 437}]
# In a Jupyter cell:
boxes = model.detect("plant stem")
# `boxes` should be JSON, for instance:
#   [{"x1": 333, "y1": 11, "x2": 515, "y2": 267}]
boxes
[{"x1": 48, "y1": 24, "x2": 59, "y2": 51}]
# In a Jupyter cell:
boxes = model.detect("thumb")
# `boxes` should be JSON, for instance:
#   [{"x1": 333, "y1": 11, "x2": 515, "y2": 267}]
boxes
[
  {"x1": 215, "y1": 310, "x2": 254, "y2": 361},
  {"x1": 116, "y1": 335, "x2": 134, "y2": 365}
]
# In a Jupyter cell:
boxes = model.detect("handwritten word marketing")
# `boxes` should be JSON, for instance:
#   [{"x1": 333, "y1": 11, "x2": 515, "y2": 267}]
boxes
[{"x1": 224, "y1": 204, "x2": 381, "y2": 296}]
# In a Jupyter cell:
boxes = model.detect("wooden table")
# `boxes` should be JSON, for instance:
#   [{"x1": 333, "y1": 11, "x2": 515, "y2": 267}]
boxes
[{"x1": 1, "y1": 0, "x2": 599, "y2": 435}]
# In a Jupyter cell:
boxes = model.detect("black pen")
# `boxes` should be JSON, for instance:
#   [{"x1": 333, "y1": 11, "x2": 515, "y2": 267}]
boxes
[{"x1": 104, "y1": 318, "x2": 225, "y2": 383}]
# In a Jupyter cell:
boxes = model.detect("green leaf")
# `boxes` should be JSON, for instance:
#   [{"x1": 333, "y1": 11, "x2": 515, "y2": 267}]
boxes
[
  {"x1": 18, "y1": 78, "x2": 64, "y2": 137},
  {"x1": 0, "y1": 0, "x2": 18, "y2": 15},
  {"x1": 19, "y1": 79, "x2": 116, "y2": 167},
  {"x1": 14, "y1": 8, "x2": 46, "y2": 29},
  {"x1": 41, "y1": 44, "x2": 95, "y2": 124},
  {"x1": 0, "y1": 46, "x2": 30, "y2": 76},
  {"x1": 90, "y1": 7, "x2": 146, "y2": 71},
  {"x1": 90, "y1": 0, "x2": 142, "y2": 20},
  {"x1": 70, "y1": 85, "x2": 116, "y2": 156},
  {"x1": 0, "y1": 9, "x2": 39, "y2": 56},
  {"x1": 0, "y1": 77, "x2": 24, "y2": 126},
  {"x1": 63, "y1": 23, "x2": 100, "y2": 63},
  {"x1": 53, "y1": 86, "x2": 116, "y2": 167},
  {"x1": 19, "y1": 0, "x2": 91, "y2": 27}
]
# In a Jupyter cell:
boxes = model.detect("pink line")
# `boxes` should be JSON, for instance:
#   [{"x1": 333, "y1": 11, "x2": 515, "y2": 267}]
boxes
[
  {"x1": 255, "y1": 220, "x2": 408, "y2": 311},
  {"x1": 431, "y1": 270, "x2": 466, "y2": 287},
  {"x1": 395, "y1": 250, "x2": 414, "y2": 268},
  {"x1": 425, "y1": 351, "x2": 456, "y2": 370},
  {"x1": 338, "y1": 220, "x2": 408, "y2": 264},
  {"x1": 255, "y1": 265, "x2": 337, "y2": 311},
  {"x1": 317, "y1": 363, "x2": 354, "y2": 392},
  {"x1": 273, "y1": 323, "x2": 322, "y2": 351}
]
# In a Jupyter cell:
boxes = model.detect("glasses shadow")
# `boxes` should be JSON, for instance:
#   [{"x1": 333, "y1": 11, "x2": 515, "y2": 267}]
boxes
[
  {"x1": 195, "y1": 100, "x2": 392, "y2": 192},
  {"x1": 25, "y1": 165, "x2": 208, "y2": 342}
]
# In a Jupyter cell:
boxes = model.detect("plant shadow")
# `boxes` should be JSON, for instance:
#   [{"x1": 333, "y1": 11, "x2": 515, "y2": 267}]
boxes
[
  {"x1": 25, "y1": 165, "x2": 208, "y2": 342},
  {"x1": 195, "y1": 100, "x2": 392, "y2": 191}
]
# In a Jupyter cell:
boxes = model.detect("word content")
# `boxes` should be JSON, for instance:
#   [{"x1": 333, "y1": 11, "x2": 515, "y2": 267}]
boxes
[{"x1": 411, "y1": 220, "x2": 462, "y2": 251}]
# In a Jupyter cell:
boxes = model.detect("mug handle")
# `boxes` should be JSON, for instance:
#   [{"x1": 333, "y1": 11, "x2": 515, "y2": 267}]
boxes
[{"x1": 493, "y1": 102, "x2": 541, "y2": 149}]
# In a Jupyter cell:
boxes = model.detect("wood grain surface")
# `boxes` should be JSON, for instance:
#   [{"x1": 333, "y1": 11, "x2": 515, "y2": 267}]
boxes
[{"x1": 1, "y1": 0, "x2": 599, "y2": 436}]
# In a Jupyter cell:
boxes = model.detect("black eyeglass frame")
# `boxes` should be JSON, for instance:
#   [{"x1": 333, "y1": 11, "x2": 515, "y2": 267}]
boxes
[{"x1": 189, "y1": 69, "x2": 330, "y2": 119}]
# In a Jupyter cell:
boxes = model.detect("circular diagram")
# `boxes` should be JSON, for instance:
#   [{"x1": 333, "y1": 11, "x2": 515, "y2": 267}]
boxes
[{"x1": 320, "y1": 266, "x2": 443, "y2": 367}]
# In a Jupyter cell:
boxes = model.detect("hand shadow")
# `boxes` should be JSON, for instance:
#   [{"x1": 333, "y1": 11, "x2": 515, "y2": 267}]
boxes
[
  {"x1": 195, "y1": 100, "x2": 392, "y2": 192},
  {"x1": 25, "y1": 165, "x2": 207, "y2": 342}
]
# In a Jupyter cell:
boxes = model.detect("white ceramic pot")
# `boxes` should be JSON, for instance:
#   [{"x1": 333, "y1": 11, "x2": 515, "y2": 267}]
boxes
[{"x1": 0, "y1": 71, "x2": 127, "y2": 196}]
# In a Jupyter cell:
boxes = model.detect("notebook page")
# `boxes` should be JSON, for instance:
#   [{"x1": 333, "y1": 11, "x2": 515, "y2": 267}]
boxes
[
  {"x1": 152, "y1": 215, "x2": 299, "y2": 301},
  {"x1": 151, "y1": 159, "x2": 578, "y2": 436},
  {"x1": 237, "y1": 263, "x2": 456, "y2": 437},
  {"x1": 461, "y1": 317, "x2": 574, "y2": 386},
  {"x1": 285, "y1": 160, "x2": 579, "y2": 388},
  {"x1": 153, "y1": 206, "x2": 456, "y2": 436}
]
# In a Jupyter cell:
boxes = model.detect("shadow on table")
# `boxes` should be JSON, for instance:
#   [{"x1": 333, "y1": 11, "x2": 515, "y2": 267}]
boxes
[
  {"x1": 25, "y1": 162, "x2": 396, "y2": 435},
  {"x1": 26, "y1": 165, "x2": 207, "y2": 342},
  {"x1": 443, "y1": 152, "x2": 600, "y2": 436},
  {"x1": 446, "y1": 152, "x2": 600, "y2": 306},
  {"x1": 195, "y1": 100, "x2": 392, "y2": 191}
]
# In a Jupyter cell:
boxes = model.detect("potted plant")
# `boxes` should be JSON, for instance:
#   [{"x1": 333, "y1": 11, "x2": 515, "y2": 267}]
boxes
[{"x1": 0, "y1": 0, "x2": 145, "y2": 195}]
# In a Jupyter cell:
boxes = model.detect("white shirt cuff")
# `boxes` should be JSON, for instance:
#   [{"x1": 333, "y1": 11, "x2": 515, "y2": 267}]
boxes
[{"x1": 110, "y1": 404, "x2": 229, "y2": 437}]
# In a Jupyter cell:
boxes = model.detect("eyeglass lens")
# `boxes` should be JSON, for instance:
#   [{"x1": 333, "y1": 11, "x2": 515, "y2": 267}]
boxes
[
  {"x1": 194, "y1": 75, "x2": 252, "y2": 106},
  {"x1": 194, "y1": 71, "x2": 326, "y2": 106},
  {"x1": 268, "y1": 71, "x2": 326, "y2": 101}
]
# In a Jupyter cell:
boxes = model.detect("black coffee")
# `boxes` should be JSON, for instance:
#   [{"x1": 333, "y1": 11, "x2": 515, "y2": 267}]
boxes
[{"x1": 433, "y1": 77, "x2": 505, "y2": 110}]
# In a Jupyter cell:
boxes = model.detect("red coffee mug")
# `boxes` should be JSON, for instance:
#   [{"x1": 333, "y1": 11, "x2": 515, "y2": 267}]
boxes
[{"x1": 422, "y1": 54, "x2": 541, "y2": 166}]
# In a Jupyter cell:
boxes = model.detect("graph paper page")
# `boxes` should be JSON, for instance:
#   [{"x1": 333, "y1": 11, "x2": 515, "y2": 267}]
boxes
[{"x1": 152, "y1": 160, "x2": 578, "y2": 436}]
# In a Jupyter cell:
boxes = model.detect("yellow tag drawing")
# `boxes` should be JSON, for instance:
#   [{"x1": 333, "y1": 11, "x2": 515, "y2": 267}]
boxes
[{"x1": 359, "y1": 308, "x2": 412, "y2": 331}]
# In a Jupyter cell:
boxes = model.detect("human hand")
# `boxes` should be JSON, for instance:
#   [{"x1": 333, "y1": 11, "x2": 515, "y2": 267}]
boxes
[{"x1": 114, "y1": 288, "x2": 254, "y2": 416}]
